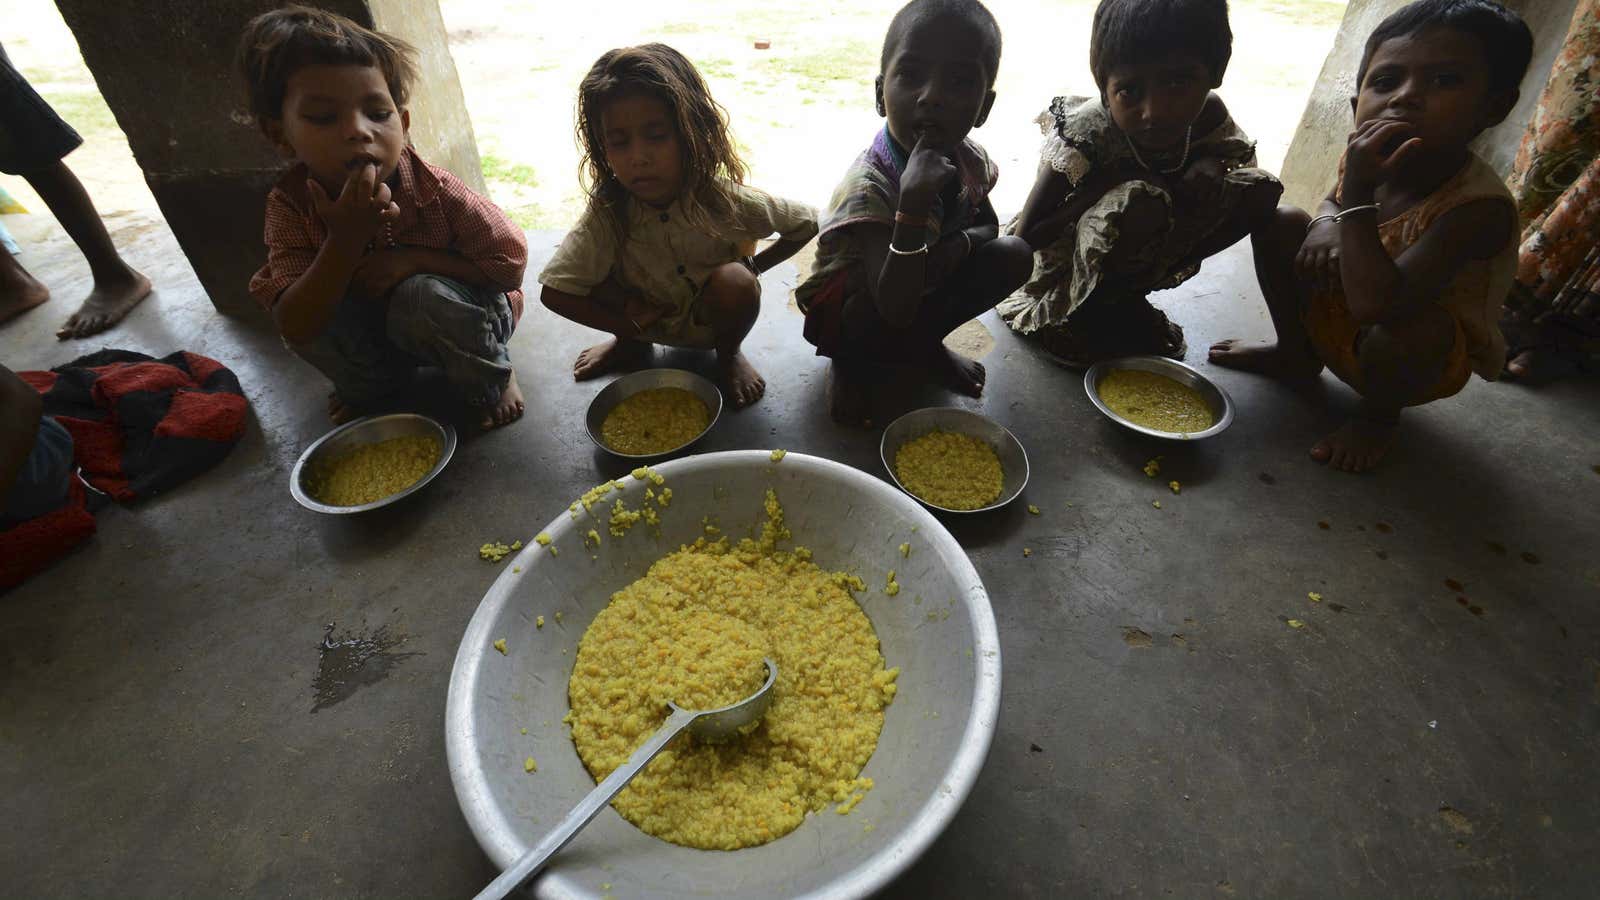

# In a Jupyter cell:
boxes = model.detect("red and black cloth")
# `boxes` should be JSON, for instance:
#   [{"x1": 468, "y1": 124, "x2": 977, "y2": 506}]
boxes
[{"x1": 1, "y1": 350, "x2": 248, "y2": 590}]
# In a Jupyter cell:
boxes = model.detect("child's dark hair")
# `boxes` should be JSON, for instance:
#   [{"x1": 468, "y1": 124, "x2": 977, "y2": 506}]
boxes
[
  {"x1": 237, "y1": 5, "x2": 418, "y2": 121},
  {"x1": 1356, "y1": 0, "x2": 1532, "y2": 93},
  {"x1": 576, "y1": 44, "x2": 749, "y2": 239},
  {"x1": 880, "y1": 0, "x2": 1003, "y2": 87},
  {"x1": 1089, "y1": 0, "x2": 1232, "y2": 93}
]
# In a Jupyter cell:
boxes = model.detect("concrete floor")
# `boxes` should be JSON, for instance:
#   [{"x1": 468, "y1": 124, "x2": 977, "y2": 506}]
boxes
[{"x1": 3, "y1": 210, "x2": 1599, "y2": 899}]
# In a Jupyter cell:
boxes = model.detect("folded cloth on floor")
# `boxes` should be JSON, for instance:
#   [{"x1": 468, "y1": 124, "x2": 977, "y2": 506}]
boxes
[{"x1": 17, "y1": 349, "x2": 249, "y2": 501}]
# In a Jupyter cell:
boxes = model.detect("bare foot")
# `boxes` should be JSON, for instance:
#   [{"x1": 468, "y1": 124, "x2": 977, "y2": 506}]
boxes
[
  {"x1": 0, "y1": 271, "x2": 51, "y2": 325},
  {"x1": 1208, "y1": 339, "x2": 1324, "y2": 378},
  {"x1": 1309, "y1": 416, "x2": 1394, "y2": 473},
  {"x1": 827, "y1": 361, "x2": 871, "y2": 427},
  {"x1": 717, "y1": 351, "x2": 765, "y2": 408},
  {"x1": 573, "y1": 337, "x2": 650, "y2": 381},
  {"x1": 931, "y1": 346, "x2": 985, "y2": 397},
  {"x1": 327, "y1": 393, "x2": 358, "y2": 425},
  {"x1": 57, "y1": 268, "x2": 152, "y2": 339},
  {"x1": 481, "y1": 371, "x2": 525, "y2": 430}
]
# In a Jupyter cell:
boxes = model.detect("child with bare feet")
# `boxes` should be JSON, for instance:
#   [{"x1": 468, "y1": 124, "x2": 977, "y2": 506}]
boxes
[
  {"x1": 240, "y1": 7, "x2": 528, "y2": 429},
  {"x1": 1000, "y1": 0, "x2": 1282, "y2": 368},
  {"x1": 539, "y1": 44, "x2": 817, "y2": 409},
  {"x1": 795, "y1": 0, "x2": 1032, "y2": 424},
  {"x1": 1210, "y1": 0, "x2": 1531, "y2": 472},
  {"x1": 0, "y1": 42, "x2": 151, "y2": 339}
]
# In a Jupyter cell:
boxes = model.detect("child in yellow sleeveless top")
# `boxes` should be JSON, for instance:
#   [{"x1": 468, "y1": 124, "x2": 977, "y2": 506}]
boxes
[{"x1": 1210, "y1": 0, "x2": 1531, "y2": 473}]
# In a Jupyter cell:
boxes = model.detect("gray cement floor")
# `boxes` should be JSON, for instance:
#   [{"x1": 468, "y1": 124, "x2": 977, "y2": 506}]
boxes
[{"x1": 3, "y1": 210, "x2": 1599, "y2": 898}]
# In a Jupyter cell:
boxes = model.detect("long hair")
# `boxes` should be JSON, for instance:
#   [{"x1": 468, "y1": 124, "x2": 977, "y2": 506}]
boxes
[{"x1": 575, "y1": 44, "x2": 749, "y2": 239}]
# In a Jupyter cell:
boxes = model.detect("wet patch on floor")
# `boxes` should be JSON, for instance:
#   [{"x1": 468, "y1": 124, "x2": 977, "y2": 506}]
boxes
[{"x1": 311, "y1": 623, "x2": 422, "y2": 712}]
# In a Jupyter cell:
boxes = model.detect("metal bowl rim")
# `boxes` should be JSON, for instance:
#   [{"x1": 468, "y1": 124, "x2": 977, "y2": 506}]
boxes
[
  {"x1": 878, "y1": 407, "x2": 1031, "y2": 514},
  {"x1": 444, "y1": 450, "x2": 1001, "y2": 900},
  {"x1": 1082, "y1": 355, "x2": 1236, "y2": 440},
  {"x1": 288, "y1": 413, "x2": 458, "y2": 514},
  {"x1": 583, "y1": 368, "x2": 725, "y2": 460}
]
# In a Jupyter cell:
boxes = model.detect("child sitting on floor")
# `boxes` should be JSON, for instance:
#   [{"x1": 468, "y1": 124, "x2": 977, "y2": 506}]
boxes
[
  {"x1": 1210, "y1": 0, "x2": 1531, "y2": 473},
  {"x1": 539, "y1": 44, "x2": 817, "y2": 409},
  {"x1": 795, "y1": 0, "x2": 1033, "y2": 424},
  {"x1": 240, "y1": 6, "x2": 528, "y2": 429},
  {"x1": 999, "y1": 0, "x2": 1282, "y2": 368}
]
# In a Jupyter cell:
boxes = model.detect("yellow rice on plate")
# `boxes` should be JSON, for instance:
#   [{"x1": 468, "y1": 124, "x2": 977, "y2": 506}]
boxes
[
  {"x1": 1096, "y1": 369, "x2": 1214, "y2": 434},
  {"x1": 566, "y1": 490, "x2": 898, "y2": 850},
  {"x1": 308, "y1": 435, "x2": 441, "y2": 506},
  {"x1": 893, "y1": 430, "x2": 1004, "y2": 510},
  {"x1": 600, "y1": 387, "x2": 711, "y2": 455}
]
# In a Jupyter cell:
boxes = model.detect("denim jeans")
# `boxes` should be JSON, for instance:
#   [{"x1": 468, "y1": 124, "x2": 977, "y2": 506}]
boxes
[
  {"x1": 1, "y1": 416, "x2": 74, "y2": 528},
  {"x1": 289, "y1": 274, "x2": 514, "y2": 409}
]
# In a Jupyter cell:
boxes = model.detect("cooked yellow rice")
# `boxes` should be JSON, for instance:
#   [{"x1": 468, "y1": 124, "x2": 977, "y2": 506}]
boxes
[
  {"x1": 1097, "y1": 369, "x2": 1215, "y2": 434},
  {"x1": 308, "y1": 435, "x2": 440, "y2": 506},
  {"x1": 600, "y1": 387, "x2": 710, "y2": 455},
  {"x1": 567, "y1": 489, "x2": 898, "y2": 850},
  {"x1": 893, "y1": 430, "x2": 1004, "y2": 510}
]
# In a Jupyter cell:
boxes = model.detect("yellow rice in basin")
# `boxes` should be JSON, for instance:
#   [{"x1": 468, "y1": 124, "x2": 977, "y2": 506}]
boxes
[
  {"x1": 567, "y1": 490, "x2": 898, "y2": 850},
  {"x1": 893, "y1": 430, "x2": 1003, "y2": 510},
  {"x1": 308, "y1": 435, "x2": 440, "y2": 506},
  {"x1": 1096, "y1": 369, "x2": 1215, "y2": 434},
  {"x1": 600, "y1": 387, "x2": 711, "y2": 455}
]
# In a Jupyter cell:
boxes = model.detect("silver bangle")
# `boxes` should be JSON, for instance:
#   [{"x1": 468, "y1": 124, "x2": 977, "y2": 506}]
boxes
[
  {"x1": 960, "y1": 231, "x2": 973, "y2": 257},
  {"x1": 1307, "y1": 203, "x2": 1381, "y2": 232},
  {"x1": 887, "y1": 242, "x2": 929, "y2": 257}
]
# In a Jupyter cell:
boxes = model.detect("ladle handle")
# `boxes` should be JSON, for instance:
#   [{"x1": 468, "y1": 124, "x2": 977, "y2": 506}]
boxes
[{"x1": 474, "y1": 707, "x2": 700, "y2": 900}]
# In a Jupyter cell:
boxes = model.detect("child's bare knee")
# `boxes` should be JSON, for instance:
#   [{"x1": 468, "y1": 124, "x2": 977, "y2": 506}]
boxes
[
  {"x1": 986, "y1": 235, "x2": 1034, "y2": 290},
  {"x1": 1242, "y1": 182, "x2": 1285, "y2": 226},
  {"x1": 1357, "y1": 306, "x2": 1455, "y2": 396},
  {"x1": 700, "y1": 262, "x2": 761, "y2": 321}
]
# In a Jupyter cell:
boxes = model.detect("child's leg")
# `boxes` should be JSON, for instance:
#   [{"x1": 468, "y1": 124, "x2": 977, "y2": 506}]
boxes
[
  {"x1": 568, "y1": 277, "x2": 653, "y2": 381},
  {"x1": 287, "y1": 293, "x2": 415, "y2": 423},
  {"x1": 0, "y1": 247, "x2": 50, "y2": 323},
  {"x1": 22, "y1": 160, "x2": 151, "y2": 340},
  {"x1": 1312, "y1": 304, "x2": 1460, "y2": 473},
  {"x1": 1208, "y1": 205, "x2": 1325, "y2": 377},
  {"x1": 385, "y1": 274, "x2": 524, "y2": 429},
  {"x1": 696, "y1": 261, "x2": 765, "y2": 408},
  {"x1": 913, "y1": 234, "x2": 1034, "y2": 395}
]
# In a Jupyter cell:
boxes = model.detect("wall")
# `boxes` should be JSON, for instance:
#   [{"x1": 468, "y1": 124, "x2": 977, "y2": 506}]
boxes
[
  {"x1": 54, "y1": 0, "x2": 484, "y2": 313},
  {"x1": 1278, "y1": 0, "x2": 1580, "y2": 210}
]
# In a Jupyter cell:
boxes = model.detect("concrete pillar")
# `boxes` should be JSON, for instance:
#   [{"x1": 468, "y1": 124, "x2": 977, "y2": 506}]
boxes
[
  {"x1": 54, "y1": 0, "x2": 485, "y2": 314},
  {"x1": 1278, "y1": 0, "x2": 1579, "y2": 210}
]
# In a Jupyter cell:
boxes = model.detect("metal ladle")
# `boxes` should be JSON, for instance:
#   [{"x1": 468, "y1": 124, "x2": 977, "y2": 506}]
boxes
[{"x1": 475, "y1": 657, "x2": 779, "y2": 900}]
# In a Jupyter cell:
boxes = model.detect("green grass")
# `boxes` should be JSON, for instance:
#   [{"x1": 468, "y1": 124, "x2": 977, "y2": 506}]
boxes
[
  {"x1": 36, "y1": 89, "x2": 118, "y2": 136},
  {"x1": 480, "y1": 152, "x2": 538, "y2": 188},
  {"x1": 657, "y1": 21, "x2": 705, "y2": 35},
  {"x1": 504, "y1": 204, "x2": 542, "y2": 229},
  {"x1": 696, "y1": 57, "x2": 737, "y2": 80},
  {"x1": 1240, "y1": 0, "x2": 1347, "y2": 27},
  {"x1": 770, "y1": 39, "x2": 876, "y2": 83}
]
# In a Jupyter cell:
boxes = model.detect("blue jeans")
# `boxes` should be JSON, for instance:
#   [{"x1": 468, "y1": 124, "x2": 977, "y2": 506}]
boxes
[
  {"x1": 290, "y1": 274, "x2": 514, "y2": 409},
  {"x1": 2, "y1": 416, "x2": 74, "y2": 528}
]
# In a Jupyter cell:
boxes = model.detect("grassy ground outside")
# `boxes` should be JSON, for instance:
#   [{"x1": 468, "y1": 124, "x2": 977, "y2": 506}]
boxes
[{"x1": 1, "y1": 0, "x2": 1344, "y2": 231}]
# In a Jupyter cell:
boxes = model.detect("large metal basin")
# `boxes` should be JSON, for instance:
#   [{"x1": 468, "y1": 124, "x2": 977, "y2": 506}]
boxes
[{"x1": 445, "y1": 451, "x2": 1000, "y2": 899}]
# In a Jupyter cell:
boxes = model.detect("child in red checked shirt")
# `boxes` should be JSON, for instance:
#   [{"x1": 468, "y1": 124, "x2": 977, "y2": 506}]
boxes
[{"x1": 239, "y1": 7, "x2": 527, "y2": 428}]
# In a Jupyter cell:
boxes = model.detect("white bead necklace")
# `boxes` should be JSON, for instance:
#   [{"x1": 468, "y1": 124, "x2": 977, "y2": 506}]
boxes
[{"x1": 1126, "y1": 124, "x2": 1193, "y2": 175}]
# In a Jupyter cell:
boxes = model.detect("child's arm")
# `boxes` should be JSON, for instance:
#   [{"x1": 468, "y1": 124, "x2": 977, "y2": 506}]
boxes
[
  {"x1": 1335, "y1": 119, "x2": 1513, "y2": 325},
  {"x1": 540, "y1": 284, "x2": 666, "y2": 338},
  {"x1": 855, "y1": 135, "x2": 964, "y2": 328},
  {"x1": 274, "y1": 163, "x2": 399, "y2": 343},
  {"x1": 349, "y1": 247, "x2": 495, "y2": 299},
  {"x1": 352, "y1": 178, "x2": 531, "y2": 299},
  {"x1": 751, "y1": 235, "x2": 810, "y2": 275},
  {"x1": 1013, "y1": 161, "x2": 1126, "y2": 251}
]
